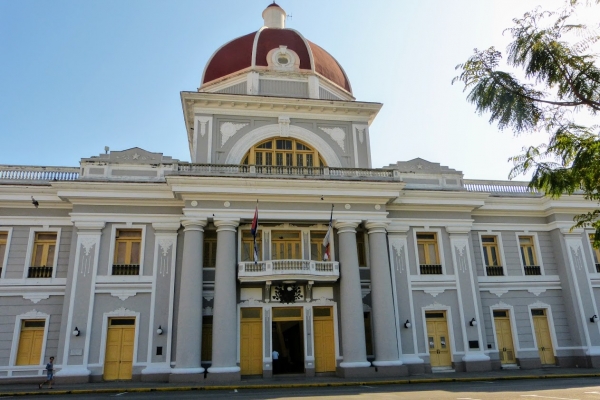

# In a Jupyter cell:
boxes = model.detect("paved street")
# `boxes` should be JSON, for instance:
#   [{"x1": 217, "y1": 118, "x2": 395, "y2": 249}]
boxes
[{"x1": 15, "y1": 378, "x2": 600, "y2": 400}]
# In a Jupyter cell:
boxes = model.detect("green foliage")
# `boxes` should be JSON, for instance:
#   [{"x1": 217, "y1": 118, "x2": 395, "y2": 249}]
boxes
[{"x1": 453, "y1": 3, "x2": 600, "y2": 245}]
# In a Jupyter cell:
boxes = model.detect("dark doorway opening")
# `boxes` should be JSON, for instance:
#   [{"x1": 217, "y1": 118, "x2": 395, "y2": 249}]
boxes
[{"x1": 272, "y1": 320, "x2": 304, "y2": 374}]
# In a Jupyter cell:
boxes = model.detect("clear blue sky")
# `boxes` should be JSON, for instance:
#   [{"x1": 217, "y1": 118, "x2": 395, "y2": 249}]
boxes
[{"x1": 0, "y1": 0, "x2": 577, "y2": 180}]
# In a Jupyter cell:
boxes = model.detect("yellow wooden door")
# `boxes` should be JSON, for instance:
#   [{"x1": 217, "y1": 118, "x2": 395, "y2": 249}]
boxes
[
  {"x1": 426, "y1": 312, "x2": 452, "y2": 367},
  {"x1": 240, "y1": 308, "x2": 262, "y2": 376},
  {"x1": 271, "y1": 231, "x2": 301, "y2": 260},
  {"x1": 532, "y1": 310, "x2": 555, "y2": 365},
  {"x1": 313, "y1": 307, "x2": 335, "y2": 373},
  {"x1": 16, "y1": 320, "x2": 45, "y2": 365},
  {"x1": 104, "y1": 318, "x2": 135, "y2": 381},
  {"x1": 493, "y1": 311, "x2": 516, "y2": 364}
]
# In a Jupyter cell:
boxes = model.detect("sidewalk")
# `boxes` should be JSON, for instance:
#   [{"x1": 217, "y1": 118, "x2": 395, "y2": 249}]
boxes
[{"x1": 1, "y1": 367, "x2": 600, "y2": 397}]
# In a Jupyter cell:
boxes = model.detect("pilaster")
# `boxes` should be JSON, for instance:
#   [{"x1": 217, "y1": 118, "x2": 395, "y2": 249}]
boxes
[
  {"x1": 55, "y1": 221, "x2": 105, "y2": 382},
  {"x1": 142, "y1": 221, "x2": 180, "y2": 381},
  {"x1": 387, "y1": 224, "x2": 424, "y2": 372},
  {"x1": 446, "y1": 226, "x2": 490, "y2": 372}
]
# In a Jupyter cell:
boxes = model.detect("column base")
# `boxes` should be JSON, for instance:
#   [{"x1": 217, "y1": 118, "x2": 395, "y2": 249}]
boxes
[
  {"x1": 206, "y1": 366, "x2": 241, "y2": 382},
  {"x1": 141, "y1": 364, "x2": 172, "y2": 382},
  {"x1": 169, "y1": 367, "x2": 205, "y2": 383}
]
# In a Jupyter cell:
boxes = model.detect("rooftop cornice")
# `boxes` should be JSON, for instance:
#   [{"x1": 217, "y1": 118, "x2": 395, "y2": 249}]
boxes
[{"x1": 166, "y1": 175, "x2": 403, "y2": 203}]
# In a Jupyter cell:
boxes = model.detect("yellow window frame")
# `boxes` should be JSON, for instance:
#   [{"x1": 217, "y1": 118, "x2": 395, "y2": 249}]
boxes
[
  {"x1": 589, "y1": 234, "x2": 600, "y2": 265},
  {"x1": 31, "y1": 232, "x2": 57, "y2": 267},
  {"x1": 519, "y1": 236, "x2": 538, "y2": 266},
  {"x1": 241, "y1": 230, "x2": 262, "y2": 262},
  {"x1": 0, "y1": 231, "x2": 7, "y2": 267},
  {"x1": 417, "y1": 233, "x2": 440, "y2": 265},
  {"x1": 114, "y1": 229, "x2": 142, "y2": 265},
  {"x1": 482, "y1": 235, "x2": 501, "y2": 266},
  {"x1": 243, "y1": 138, "x2": 325, "y2": 167}
]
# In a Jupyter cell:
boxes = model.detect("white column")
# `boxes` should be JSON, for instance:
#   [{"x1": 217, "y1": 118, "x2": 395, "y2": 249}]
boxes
[
  {"x1": 208, "y1": 219, "x2": 241, "y2": 374},
  {"x1": 365, "y1": 221, "x2": 402, "y2": 366},
  {"x1": 172, "y1": 219, "x2": 206, "y2": 374},
  {"x1": 335, "y1": 220, "x2": 370, "y2": 368}
]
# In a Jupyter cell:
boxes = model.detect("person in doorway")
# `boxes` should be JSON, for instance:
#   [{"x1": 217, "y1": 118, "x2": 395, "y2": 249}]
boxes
[
  {"x1": 272, "y1": 349, "x2": 279, "y2": 374},
  {"x1": 39, "y1": 356, "x2": 54, "y2": 389}
]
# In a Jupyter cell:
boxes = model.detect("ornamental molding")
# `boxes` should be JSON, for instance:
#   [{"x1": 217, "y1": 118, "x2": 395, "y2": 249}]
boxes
[
  {"x1": 20, "y1": 309, "x2": 49, "y2": 319},
  {"x1": 489, "y1": 289, "x2": 508, "y2": 297},
  {"x1": 23, "y1": 294, "x2": 50, "y2": 304},
  {"x1": 278, "y1": 116, "x2": 291, "y2": 137},
  {"x1": 110, "y1": 290, "x2": 137, "y2": 301},
  {"x1": 220, "y1": 122, "x2": 248, "y2": 146},
  {"x1": 530, "y1": 300, "x2": 550, "y2": 308},
  {"x1": 107, "y1": 307, "x2": 136, "y2": 317},
  {"x1": 319, "y1": 127, "x2": 346, "y2": 151},
  {"x1": 568, "y1": 242, "x2": 586, "y2": 271},
  {"x1": 196, "y1": 116, "x2": 212, "y2": 137},
  {"x1": 424, "y1": 288, "x2": 445, "y2": 297},
  {"x1": 226, "y1": 124, "x2": 342, "y2": 167},
  {"x1": 490, "y1": 301, "x2": 511, "y2": 308},
  {"x1": 528, "y1": 288, "x2": 546, "y2": 296}
]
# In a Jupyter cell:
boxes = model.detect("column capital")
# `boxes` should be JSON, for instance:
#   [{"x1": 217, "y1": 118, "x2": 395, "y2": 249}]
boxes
[
  {"x1": 334, "y1": 220, "x2": 360, "y2": 233},
  {"x1": 387, "y1": 223, "x2": 410, "y2": 235},
  {"x1": 365, "y1": 220, "x2": 389, "y2": 234},
  {"x1": 74, "y1": 221, "x2": 106, "y2": 231},
  {"x1": 181, "y1": 218, "x2": 207, "y2": 232},
  {"x1": 152, "y1": 222, "x2": 182, "y2": 232},
  {"x1": 214, "y1": 218, "x2": 240, "y2": 232}
]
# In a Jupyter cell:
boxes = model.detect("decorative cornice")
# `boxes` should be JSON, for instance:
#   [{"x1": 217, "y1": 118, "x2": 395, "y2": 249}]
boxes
[{"x1": 334, "y1": 220, "x2": 360, "y2": 233}]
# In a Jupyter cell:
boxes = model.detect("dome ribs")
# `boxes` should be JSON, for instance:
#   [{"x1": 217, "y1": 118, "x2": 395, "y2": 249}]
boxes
[{"x1": 255, "y1": 29, "x2": 312, "y2": 70}]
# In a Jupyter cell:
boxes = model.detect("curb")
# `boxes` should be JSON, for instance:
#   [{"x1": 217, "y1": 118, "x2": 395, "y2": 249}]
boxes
[{"x1": 2, "y1": 373, "x2": 600, "y2": 397}]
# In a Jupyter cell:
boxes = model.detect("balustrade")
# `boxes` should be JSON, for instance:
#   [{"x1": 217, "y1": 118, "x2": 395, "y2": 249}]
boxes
[
  {"x1": 238, "y1": 259, "x2": 339, "y2": 282},
  {"x1": 524, "y1": 265, "x2": 541, "y2": 276},
  {"x1": 420, "y1": 264, "x2": 443, "y2": 275},
  {"x1": 486, "y1": 266, "x2": 504, "y2": 276},
  {"x1": 112, "y1": 264, "x2": 140, "y2": 276},
  {"x1": 27, "y1": 267, "x2": 53, "y2": 278}
]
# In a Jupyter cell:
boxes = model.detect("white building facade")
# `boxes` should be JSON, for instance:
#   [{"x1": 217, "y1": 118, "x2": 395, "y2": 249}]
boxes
[{"x1": 2, "y1": 3, "x2": 600, "y2": 383}]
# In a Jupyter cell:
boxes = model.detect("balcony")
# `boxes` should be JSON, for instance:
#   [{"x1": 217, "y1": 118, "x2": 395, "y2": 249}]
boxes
[
  {"x1": 486, "y1": 266, "x2": 504, "y2": 276},
  {"x1": 28, "y1": 267, "x2": 53, "y2": 278},
  {"x1": 112, "y1": 264, "x2": 140, "y2": 276},
  {"x1": 238, "y1": 259, "x2": 339, "y2": 282},
  {"x1": 524, "y1": 265, "x2": 541, "y2": 276},
  {"x1": 420, "y1": 264, "x2": 443, "y2": 275}
]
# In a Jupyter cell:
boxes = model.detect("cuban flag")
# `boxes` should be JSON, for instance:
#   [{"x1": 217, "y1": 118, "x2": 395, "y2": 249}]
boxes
[
  {"x1": 322, "y1": 205, "x2": 333, "y2": 261},
  {"x1": 251, "y1": 203, "x2": 259, "y2": 263}
]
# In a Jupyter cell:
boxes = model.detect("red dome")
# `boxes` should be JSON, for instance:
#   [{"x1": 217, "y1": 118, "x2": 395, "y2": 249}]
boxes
[{"x1": 201, "y1": 28, "x2": 352, "y2": 94}]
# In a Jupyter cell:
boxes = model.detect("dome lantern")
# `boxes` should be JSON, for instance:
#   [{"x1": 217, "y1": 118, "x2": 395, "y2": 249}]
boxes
[{"x1": 262, "y1": 2, "x2": 286, "y2": 29}]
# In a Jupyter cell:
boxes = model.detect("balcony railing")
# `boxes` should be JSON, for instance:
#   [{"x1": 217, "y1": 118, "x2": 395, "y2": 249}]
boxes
[
  {"x1": 112, "y1": 264, "x2": 140, "y2": 276},
  {"x1": 464, "y1": 180, "x2": 539, "y2": 194},
  {"x1": 420, "y1": 264, "x2": 443, "y2": 275},
  {"x1": 486, "y1": 266, "x2": 504, "y2": 276},
  {"x1": 238, "y1": 259, "x2": 339, "y2": 282},
  {"x1": 524, "y1": 265, "x2": 541, "y2": 276},
  {"x1": 28, "y1": 267, "x2": 53, "y2": 278},
  {"x1": 0, "y1": 165, "x2": 79, "y2": 182},
  {"x1": 175, "y1": 164, "x2": 399, "y2": 181}
]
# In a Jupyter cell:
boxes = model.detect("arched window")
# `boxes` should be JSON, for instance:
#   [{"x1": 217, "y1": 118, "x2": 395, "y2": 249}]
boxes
[{"x1": 242, "y1": 138, "x2": 325, "y2": 167}]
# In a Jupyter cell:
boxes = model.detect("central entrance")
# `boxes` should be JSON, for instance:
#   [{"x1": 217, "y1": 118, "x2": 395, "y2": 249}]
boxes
[{"x1": 272, "y1": 307, "x2": 304, "y2": 374}]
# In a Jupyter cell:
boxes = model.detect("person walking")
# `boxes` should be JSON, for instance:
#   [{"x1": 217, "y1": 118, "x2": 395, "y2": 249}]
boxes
[{"x1": 39, "y1": 356, "x2": 54, "y2": 389}]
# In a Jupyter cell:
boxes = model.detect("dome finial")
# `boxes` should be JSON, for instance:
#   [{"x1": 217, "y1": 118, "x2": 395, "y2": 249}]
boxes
[{"x1": 262, "y1": 2, "x2": 286, "y2": 29}]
